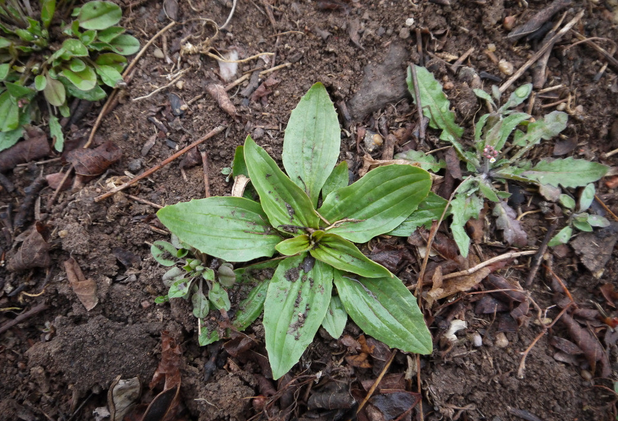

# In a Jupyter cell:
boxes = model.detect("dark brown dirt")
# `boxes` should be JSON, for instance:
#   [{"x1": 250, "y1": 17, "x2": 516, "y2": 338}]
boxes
[{"x1": 1, "y1": 0, "x2": 618, "y2": 420}]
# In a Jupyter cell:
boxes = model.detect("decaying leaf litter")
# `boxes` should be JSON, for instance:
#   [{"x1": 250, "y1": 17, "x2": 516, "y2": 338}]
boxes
[{"x1": 1, "y1": 0, "x2": 618, "y2": 420}]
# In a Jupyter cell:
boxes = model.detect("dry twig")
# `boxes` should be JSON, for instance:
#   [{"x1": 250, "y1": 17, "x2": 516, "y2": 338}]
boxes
[{"x1": 441, "y1": 250, "x2": 537, "y2": 281}]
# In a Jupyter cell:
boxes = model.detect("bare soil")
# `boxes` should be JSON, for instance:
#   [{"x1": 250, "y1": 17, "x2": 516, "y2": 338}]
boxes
[{"x1": 1, "y1": 0, "x2": 618, "y2": 420}]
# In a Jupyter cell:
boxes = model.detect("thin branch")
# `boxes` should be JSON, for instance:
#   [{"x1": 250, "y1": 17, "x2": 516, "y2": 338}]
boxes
[
  {"x1": 441, "y1": 250, "x2": 537, "y2": 280},
  {"x1": 355, "y1": 351, "x2": 396, "y2": 416},
  {"x1": 525, "y1": 220, "x2": 558, "y2": 287},
  {"x1": 219, "y1": 0, "x2": 237, "y2": 30},
  {"x1": 94, "y1": 126, "x2": 225, "y2": 202},
  {"x1": 0, "y1": 302, "x2": 49, "y2": 334}
]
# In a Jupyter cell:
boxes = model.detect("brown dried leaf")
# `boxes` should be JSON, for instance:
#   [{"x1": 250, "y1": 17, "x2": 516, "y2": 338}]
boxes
[
  {"x1": 45, "y1": 172, "x2": 72, "y2": 191},
  {"x1": 550, "y1": 336, "x2": 583, "y2": 355},
  {"x1": 7, "y1": 223, "x2": 52, "y2": 272},
  {"x1": 67, "y1": 141, "x2": 122, "y2": 176},
  {"x1": 493, "y1": 201, "x2": 527, "y2": 247},
  {"x1": 444, "y1": 147, "x2": 462, "y2": 179},
  {"x1": 429, "y1": 267, "x2": 492, "y2": 301},
  {"x1": 561, "y1": 312, "x2": 611, "y2": 377},
  {"x1": 64, "y1": 257, "x2": 98, "y2": 310},
  {"x1": 0, "y1": 126, "x2": 51, "y2": 173},
  {"x1": 206, "y1": 83, "x2": 237, "y2": 118},
  {"x1": 163, "y1": 0, "x2": 178, "y2": 20},
  {"x1": 475, "y1": 295, "x2": 510, "y2": 314},
  {"x1": 150, "y1": 331, "x2": 182, "y2": 391},
  {"x1": 140, "y1": 385, "x2": 180, "y2": 421},
  {"x1": 369, "y1": 392, "x2": 420, "y2": 420},
  {"x1": 599, "y1": 283, "x2": 618, "y2": 308},
  {"x1": 179, "y1": 146, "x2": 200, "y2": 170},
  {"x1": 108, "y1": 376, "x2": 141, "y2": 421},
  {"x1": 250, "y1": 76, "x2": 280, "y2": 104},
  {"x1": 223, "y1": 334, "x2": 255, "y2": 358}
]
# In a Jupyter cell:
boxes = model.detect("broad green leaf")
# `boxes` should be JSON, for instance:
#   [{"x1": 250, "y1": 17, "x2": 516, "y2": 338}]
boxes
[
  {"x1": 450, "y1": 193, "x2": 483, "y2": 257},
  {"x1": 521, "y1": 157, "x2": 608, "y2": 188},
  {"x1": 321, "y1": 161, "x2": 348, "y2": 199},
  {"x1": 198, "y1": 326, "x2": 220, "y2": 346},
  {"x1": 169, "y1": 277, "x2": 193, "y2": 298},
  {"x1": 64, "y1": 82, "x2": 106, "y2": 101},
  {"x1": 407, "y1": 65, "x2": 464, "y2": 142},
  {"x1": 80, "y1": 29, "x2": 97, "y2": 45},
  {"x1": 573, "y1": 216, "x2": 592, "y2": 232},
  {"x1": 232, "y1": 145, "x2": 248, "y2": 177},
  {"x1": 395, "y1": 149, "x2": 445, "y2": 172},
  {"x1": 41, "y1": 0, "x2": 56, "y2": 28},
  {"x1": 275, "y1": 234, "x2": 312, "y2": 256},
  {"x1": 321, "y1": 295, "x2": 347, "y2": 339},
  {"x1": 97, "y1": 26, "x2": 125, "y2": 43},
  {"x1": 77, "y1": 1, "x2": 122, "y2": 30},
  {"x1": 0, "y1": 63, "x2": 9, "y2": 81},
  {"x1": 310, "y1": 233, "x2": 391, "y2": 278},
  {"x1": 62, "y1": 38, "x2": 89, "y2": 57},
  {"x1": 49, "y1": 114, "x2": 64, "y2": 151},
  {"x1": 0, "y1": 127, "x2": 23, "y2": 152},
  {"x1": 151, "y1": 240, "x2": 177, "y2": 266},
  {"x1": 244, "y1": 136, "x2": 319, "y2": 233},
  {"x1": 578, "y1": 184, "x2": 595, "y2": 213},
  {"x1": 493, "y1": 112, "x2": 530, "y2": 152},
  {"x1": 15, "y1": 29, "x2": 34, "y2": 42},
  {"x1": 233, "y1": 277, "x2": 271, "y2": 331},
  {"x1": 282, "y1": 82, "x2": 340, "y2": 207},
  {"x1": 388, "y1": 192, "x2": 448, "y2": 237},
  {"x1": 61, "y1": 66, "x2": 97, "y2": 91},
  {"x1": 34, "y1": 75, "x2": 46, "y2": 91},
  {"x1": 588, "y1": 215, "x2": 610, "y2": 228},
  {"x1": 192, "y1": 289, "x2": 210, "y2": 318},
  {"x1": 319, "y1": 165, "x2": 431, "y2": 243},
  {"x1": 5, "y1": 82, "x2": 34, "y2": 99},
  {"x1": 108, "y1": 34, "x2": 140, "y2": 55},
  {"x1": 559, "y1": 194, "x2": 575, "y2": 210},
  {"x1": 548, "y1": 226, "x2": 573, "y2": 247},
  {"x1": 208, "y1": 282, "x2": 231, "y2": 311},
  {"x1": 94, "y1": 64, "x2": 124, "y2": 87},
  {"x1": 217, "y1": 263, "x2": 236, "y2": 287},
  {"x1": 264, "y1": 254, "x2": 333, "y2": 379},
  {"x1": 162, "y1": 267, "x2": 185, "y2": 287},
  {"x1": 157, "y1": 197, "x2": 282, "y2": 262},
  {"x1": 0, "y1": 91, "x2": 19, "y2": 131},
  {"x1": 333, "y1": 271, "x2": 432, "y2": 354},
  {"x1": 68, "y1": 58, "x2": 86, "y2": 72},
  {"x1": 95, "y1": 52, "x2": 127, "y2": 70}
]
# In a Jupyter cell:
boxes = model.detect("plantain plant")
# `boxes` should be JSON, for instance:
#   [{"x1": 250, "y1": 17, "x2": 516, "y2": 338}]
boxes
[
  {"x1": 0, "y1": 0, "x2": 139, "y2": 151},
  {"x1": 156, "y1": 83, "x2": 434, "y2": 379}
]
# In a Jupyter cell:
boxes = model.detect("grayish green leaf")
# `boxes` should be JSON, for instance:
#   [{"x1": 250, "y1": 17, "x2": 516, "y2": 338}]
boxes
[
  {"x1": 108, "y1": 34, "x2": 140, "y2": 55},
  {"x1": 151, "y1": 240, "x2": 177, "y2": 266},
  {"x1": 573, "y1": 216, "x2": 592, "y2": 232},
  {"x1": 388, "y1": 192, "x2": 448, "y2": 237},
  {"x1": 319, "y1": 165, "x2": 431, "y2": 243},
  {"x1": 198, "y1": 328, "x2": 220, "y2": 346},
  {"x1": 321, "y1": 161, "x2": 348, "y2": 199},
  {"x1": 34, "y1": 75, "x2": 46, "y2": 91},
  {"x1": 521, "y1": 157, "x2": 608, "y2": 188},
  {"x1": 169, "y1": 277, "x2": 193, "y2": 298},
  {"x1": 77, "y1": 1, "x2": 122, "y2": 30},
  {"x1": 321, "y1": 295, "x2": 347, "y2": 339},
  {"x1": 157, "y1": 197, "x2": 282, "y2": 262},
  {"x1": 334, "y1": 271, "x2": 432, "y2": 354},
  {"x1": 282, "y1": 82, "x2": 340, "y2": 207},
  {"x1": 395, "y1": 149, "x2": 445, "y2": 172},
  {"x1": 478, "y1": 178, "x2": 499, "y2": 202},
  {"x1": 450, "y1": 193, "x2": 483, "y2": 257},
  {"x1": 548, "y1": 226, "x2": 573, "y2": 247},
  {"x1": 588, "y1": 215, "x2": 610, "y2": 228},
  {"x1": 578, "y1": 184, "x2": 595, "y2": 213},
  {"x1": 208, "y1": 282, "x2": 231, "y2": 311},
  {"x1": 244, "y1": 136, "x2": 319, "y2": 234},
  {"x1": 559, "y1": 194, "x2": 575, "y2": 210},
  {"x1": 233, "y1": 277, "x2": 271, "y2": 331},
  {"x1": 192, "y1": 289, "x2": 210, "y2": 318},
  {"x1": 264, "y1": 254, "x2": 334, "y2": 379},
  {"x1": 49, "y1": 114, "x2": 64, "y2": 151},
  {"x1": 275, "y1": 234, "x2": 311, "y2": 256}
]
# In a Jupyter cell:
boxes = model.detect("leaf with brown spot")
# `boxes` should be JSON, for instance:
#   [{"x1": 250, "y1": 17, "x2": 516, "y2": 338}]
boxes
[
  {"x1": 0, "y1": 126, "x2": 51, "y2": 173},
  {"x1": 493, "y1": 201, "x2": 527, "y2": 247},
  {"x1": 64, "y1": 257, "x2": 98, "y2": 310},
  {"x1": 7, "y1": 223, "x2": 51, "y2": 272},
  {"x1": 67, "y1": 141, "x2": 122, "y2": 176}
]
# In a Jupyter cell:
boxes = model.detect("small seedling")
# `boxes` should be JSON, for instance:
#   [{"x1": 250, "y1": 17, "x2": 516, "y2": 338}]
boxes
[
  {"x1": 156, "y1": 83, "x2": 434, "y2": 379},
  {"x1": 0, "y1": 0, "x2": 139, "y2": 151},
  {"x1": 398, "y1": 66, "x2": 609, "y2": 256}
]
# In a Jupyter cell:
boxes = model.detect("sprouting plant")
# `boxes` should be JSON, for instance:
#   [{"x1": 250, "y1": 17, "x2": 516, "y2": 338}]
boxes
[
  {"x1": 396, "y1": 65, "x2": 609, "y2": 256},
  {"x1": 0, "y1": 0, "x2": 140, "y2": 151},
  {"x1": 548, "y1": 183, "x2": 610, "y2": 246},
  {"x1": 156, "y1": 83, "x2": 434, "y2": 379}
]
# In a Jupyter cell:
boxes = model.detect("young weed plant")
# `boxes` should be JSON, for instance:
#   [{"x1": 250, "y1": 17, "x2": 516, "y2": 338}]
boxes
[
  {"x1": 156, "y1": 83, "x2": 434, "y2": 379},
  {"x1": 0, "y1": 0, "x2": 139, "y2": 151},
  {"x1": 396, "y1": 66, "x2": 609, "y2": 256}
]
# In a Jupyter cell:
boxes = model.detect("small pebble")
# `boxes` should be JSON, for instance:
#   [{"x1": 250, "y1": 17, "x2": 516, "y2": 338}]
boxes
[
  {"x1": 472, "y1": 332, "x2": 483, "y2": 347},
  {"x1": 580, "y1": 369, "x2": 592, "y2": 381},
  {"x1": 503, "y1": 16, "x2": 516, "y2": 31},
  {"x1": 252, "y1": 127, "x2": 265, "y2": 140},
  {"x1": 443, "y1": 81, "x2": 454, "y2": 90},
  {"x1": 363, "y1": 131, "x2": 383, "y2": 152},
  {"x1": 399, "y1": 27, "x2": 411, "y2": 39},
  {"x1": 405, "y1": 18, "x2": 415, "y2": 26},
  {"x1": 176, "y1": 80, "x2": 185, "y2": 90},
  {"x1": 495, "y1": 332, "x2": 509, "y2": 348},
  {"x1": 498, "y1": 59, "x2": 514, "y2": 76},
  {"x1": 58, "y1": 229, "x2": 68, "y2": 238},
  {"x1": 556, "y1": 102, "x2": 566, "y2": 111},
  {"x1": 487, "y1": 43, "x2": 496, "y2": 52},
  {"x1": 128, "y1": 159, "x2": 143, "y2": 173},
  {"x1": 153, "y1": 48, "x2": 165, "y2": 59}
]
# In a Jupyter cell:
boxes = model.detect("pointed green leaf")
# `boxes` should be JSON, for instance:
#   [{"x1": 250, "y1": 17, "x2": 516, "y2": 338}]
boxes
[
  {"x1": 41, "y1": 0, "x2": 56, "y2": 29},
  {"x1": 494, "y1": 112, "x2": 530, "y2": 151},
  {"x1": 510, "y1": 111, "x2": 568, "y2": 161},
  {"x1": 521, "y1": 157, "x2": 608, "y2": 188},
  {"x1": 0, "y1": 63, "x2": 10, "y2": 81},
  {"x1": 34, "y1": 75, "x2": 46, "y2": 91},
  {"x1": 499, "y1": 83, "x2": 532, "y2": 112},
  {"x1": 198, "y1": 327, "x2": 220, "y2": 346},
  {"x1": 97, "y1": 26, "x2": 125, "y2": 42},
  {"x1": 559, "y1": 194, "x2": 576, "y2": 210},
  {"x1": 0, "y1": 91, "x2": 19, "y2": 131},
  {"x1": 208, "y1": 282, "x2": 231, "y2": 311},
  {"x1": 157, "y1": 197, "x2": 282, "y2": 262},
  {"x1": 333, "y1": 271, "x2": 432, "y2": 354},
  {"x1": 275, "y1": 234, "x2": 312, "y2": 256},
  {"x1": 5, "y1": 82, "x2": 34, "y2": 99},
  {"x1": 478, "y1": 178, "x2": 499, "y2": 202},
  {"x1": 61, "y1": 66, "x2": 97, "y2": 91},
  {"x1": 244, "y1": 136, "x2": 319, "y2": 233},
  {"x1": 321, "y1": 295, "x2": 347, "y2": 339},
  {"x1": 578, "y1": 184, "x2": 595, "y2": 213},
  {"x1": 49, "y1": 114, "x2": 64, "y2": 151},
  {"x1": 94, "y1": 63, "x2": 124, "y2": 87},
  {"x1": 407, "y1": 65, "x2": 464, "y2": 142},
  {"x1": 395, "y1": 149, "x2": 445, "y2": 172},
  {"x1": 77, "y1": 1, "x2": 122, "y2": 30},
  {"x1": 319, "y1": 165, "x2": 431, "y2": 243},
  {"x1": 233, "y1": 273, "x2": 272, "y2": 331},
  {"x1": 388, "y1": 192, "x2": 449, "y2": 237},
  {"x1": 192, "y1": 289, "x2": 210, "y2": 318},
  {"x1": 475, "y1": 113, "x2": 490, "y2": 143},
  {"x1": 473, "y1": 88, "x2": 495, "y2": 107},
  {"x1": 310, "y1": 233, "x2": 391, "y2": 278},
  {"x1": 108, "y1": 34, "x2": 140, "y2": 55},
  {"x1": 168, "y1": 277, "x2": 193, "y2": 298},
  {"x1": 151, "y1": 240, "x2": 177, "y2": 266},
  {"x1": 548, "y1": 225, "x2": 573, "y2": 247},
  {"x1": 572, "y1": 216, "x2": 592, "y2": 232},
  {"x1": 282, "y1": 82, "x2": 340, "y2": 206},
  {"x1": 232, "y1": 145, "x2": 248, "y2": 177},
  {"x1": 0, "y1": 127, "x2": 23, "y2": 152},
  {"x1": 264, "y1": 254, "x2": 333, "y2": 379},
  {"x1": 95, "y1": 52, "x2": 127, "y2": 69},
  {"x1": 321, "y1": 161, "x2": 348, "y2": 199},
  {"x1": 64, "y1": 82, "x2": 106, "y2": 101},
  {"x1": 450, "y1": 193, "x2": 483, "y2": 257}
]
